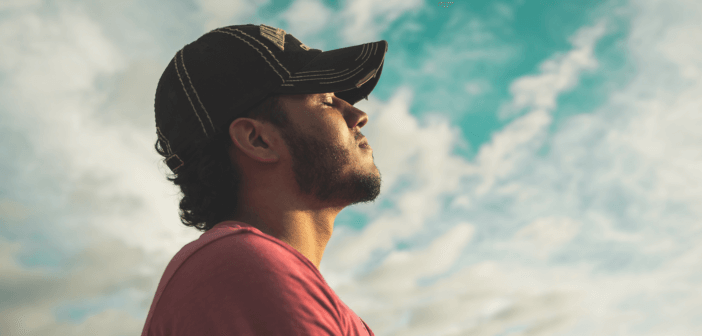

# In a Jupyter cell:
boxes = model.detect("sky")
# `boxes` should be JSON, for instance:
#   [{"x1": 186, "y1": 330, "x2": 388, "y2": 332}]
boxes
[{"x1": 1, "y1": 0, "x2": 701, "y2": 335}]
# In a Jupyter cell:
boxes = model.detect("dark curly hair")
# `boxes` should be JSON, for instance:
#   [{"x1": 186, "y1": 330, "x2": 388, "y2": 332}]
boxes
[{"x1": 154, "y1": 94, "x2": 291, "y2": 233}]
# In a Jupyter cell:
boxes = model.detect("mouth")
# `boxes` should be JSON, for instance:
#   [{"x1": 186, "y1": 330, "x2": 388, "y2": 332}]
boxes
[
  {"x1": 359, "y1": 141, "x2": 371, "y2": 151},
  {"x1": 358, "y1": 138, "x2": 370, "y2": 148}
]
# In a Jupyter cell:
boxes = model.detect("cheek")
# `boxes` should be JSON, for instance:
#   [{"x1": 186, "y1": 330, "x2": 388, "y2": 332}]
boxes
[{"x1": 317, "y1": 115, "x2": 348, "y2": 144}]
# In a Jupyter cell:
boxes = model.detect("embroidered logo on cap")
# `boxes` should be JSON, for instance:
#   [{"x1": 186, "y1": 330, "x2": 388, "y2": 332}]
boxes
[
  {"x1": 260, "y1": 24, "x2": 286, "y2": 51},
  {"x1": 299, "y1": 43, "x2": 310, "y2": 51}
]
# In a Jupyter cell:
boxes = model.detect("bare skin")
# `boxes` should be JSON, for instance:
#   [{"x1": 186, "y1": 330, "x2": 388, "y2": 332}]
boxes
[{"x1": 225, "y1": 92, "x2": 382, "y2": 270}]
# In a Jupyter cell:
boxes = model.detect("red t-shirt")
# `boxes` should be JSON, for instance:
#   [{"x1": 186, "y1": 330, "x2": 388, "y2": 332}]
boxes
[{"x1": 141, "y1": 220, "x2": 374, "y2": 336}]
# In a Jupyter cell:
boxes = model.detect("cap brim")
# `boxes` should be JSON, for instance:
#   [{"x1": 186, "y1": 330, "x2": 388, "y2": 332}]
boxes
[{"x1": 275, "y1": 40, "x2": 387, "y2": 105}]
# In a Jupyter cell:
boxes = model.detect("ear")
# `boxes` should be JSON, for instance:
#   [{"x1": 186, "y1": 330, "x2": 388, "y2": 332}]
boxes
[{"x1": 228, "y1": 118, "x2": 280, "y2": 163}]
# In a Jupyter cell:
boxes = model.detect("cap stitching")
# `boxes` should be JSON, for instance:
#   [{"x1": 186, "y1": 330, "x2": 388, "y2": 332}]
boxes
[
  {"x1": 354, "y1": 43, "x2": 369, "y2": 62},
  {"x1": 231, "y1": 28, "x2": 291, "y2": 76},
  {"x1": 287, "y1": 68, "x2": 353, "y2": 81},
  {"x1": 173, "y1": 50, "x2": 210, "y2": 138},
  {"x1": 211, "y1": 29, "x2": 286, "y2": 82},
  {"x1": 179, "y1": 49, "x2": 216, "y2": 134},
  {"x1": 319, "y1": 67, "x2": 366, "y2": 84},
  {"x1": 356, "y1": 45, "x2": 378, "y2": 58},
  {"x1": 218, "y1": 27, "x2": 292, "y2": 77},
  {"x1": 287, "y1": 43, "x2": 370, "y2": 80},
  {"x1": 295, "y1": 69, "x2": 337, "y2": 74},
  {"x1": 290, "y1": 43, "x2": 377, "y2": 83},
  {"x1": 156, "y1": 126, "x2": 173, "y2": 154},
  {"x1": 288, "y1": 45, "x2": 377, "y2": 83}
]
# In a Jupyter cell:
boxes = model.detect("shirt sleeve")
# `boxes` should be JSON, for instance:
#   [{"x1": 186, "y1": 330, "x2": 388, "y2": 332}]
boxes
[{"x1": 151, "y1": 234, "x2": 345, "y2": 336}]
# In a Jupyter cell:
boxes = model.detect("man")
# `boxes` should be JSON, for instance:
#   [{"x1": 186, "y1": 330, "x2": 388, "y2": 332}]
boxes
[{"x1": 143, "y1": 23, "x2": 387, "y2": 335}]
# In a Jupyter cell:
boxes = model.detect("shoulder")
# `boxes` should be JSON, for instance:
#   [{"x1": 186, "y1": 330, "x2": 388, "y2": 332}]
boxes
[{"x1": 182, "y1": 229, "x2": 319, "y2": 286}]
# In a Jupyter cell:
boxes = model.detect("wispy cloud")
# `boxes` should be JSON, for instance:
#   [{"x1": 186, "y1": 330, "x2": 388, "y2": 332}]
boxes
[
  {"x1": 498, "y1": 20, "x2": 609, "y2": 120},
  {"x1": 279, "y1": 0, "x2": 333, "y2": 38},
  {"x1": 326, "y1": 1, "x2": 702, "y2": 334},
  {"x1": 196, "y1": 0, "x2": 272, "y2": 32},
  {"x1": 338, "y1": 0, "x2": 424, "y2": 44},
  {"x1": 0, "y1": 4, "x2": 193, "y2": 335}
]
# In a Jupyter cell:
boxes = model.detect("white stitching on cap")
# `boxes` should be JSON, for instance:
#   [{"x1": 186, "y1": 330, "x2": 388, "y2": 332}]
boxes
[
  {"x1": 295, "y1": 69, "x2": 337, "y2": 74},
  {"x1": 294, "y1": 43, "x2": 377, "y2": 84},
  {"x1": 173, "y1": 51, "x2": 210, "y2": 138},
  {"x1": 360, "y1": 43, "x2": 372, "y2": 61},
  {"x1": 289, "y1": 43, "x2": 376, "y2": 82},
  {"x1": 156, "y1": 126, "x2": 174, "y2": 154},
  {"x1": 354, "y1": 43, "x2": 368, "y2": 62},
  {"x1": 212, "y1": 29, "x2": 286, "y2": 82},
  {"x1": 285, "y1": 69, "x2": 354, "y2": 82},
  {"x1": 180, "y1": 49, "x2": 215, "y2": 133},
  {"x1": 218, "y1": 27, "x2": 291, "y2": 77},
  {"x1": 234, "y1": 28, "x2": 290, "y2": 75},
  {"x1": 289, "y1": 43, "x2": 371, "y2": 80},
  {"x1": 289, "y1": 69, "x2": 350, "y2": 79},
  {"x1": 319, "y1": 67, "x2": 366, "y2": 84}
]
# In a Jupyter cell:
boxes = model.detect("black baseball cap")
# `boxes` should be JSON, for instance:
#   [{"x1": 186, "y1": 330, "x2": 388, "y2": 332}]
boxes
[{"x1": 155, "y1": 23, "x2": 388, "y2": 174}]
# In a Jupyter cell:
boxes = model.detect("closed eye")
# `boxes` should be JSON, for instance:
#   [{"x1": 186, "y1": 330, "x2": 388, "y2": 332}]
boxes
[{"x1": 323, "y1": 102, "x2": 334, "y2": 107}]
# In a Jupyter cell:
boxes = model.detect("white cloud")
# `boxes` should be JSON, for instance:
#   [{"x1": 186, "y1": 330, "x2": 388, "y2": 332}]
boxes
[
  {"x1": 196, "y1": 0, "x2": 271, "y2": 32},
  {"x1": 279, "y1": 0, "x2": 332, "y2": 38},
  {"x1": 464, "y1": 79, "x2": 491, "y2": 96},
  {"x1": 494, "y1": 2, "x2": 514, "y2": 20},
  {"x1": 338, "y1": 0, "x2": 424, "y2": 44},
  {"x1": 505, "y1": 216, "x2": 582, "y2": 260},
  {"x1": 0, "y1": 4, "x2": 195, "y2": 335},
  {"x1": 498, "y1": 20, "x2": 609, "y2": 119},
  {"x1": 327, "y1": 1, "x2": 702, "y2": 334},
  {"x1": 0, "y1": 0, "x2": 40, "y2": 10}
]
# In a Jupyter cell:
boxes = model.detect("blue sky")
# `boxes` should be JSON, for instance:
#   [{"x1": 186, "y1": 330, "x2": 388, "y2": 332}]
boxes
[{"x1": 1, "y1": 0, "x2": 702, "y2": 335}]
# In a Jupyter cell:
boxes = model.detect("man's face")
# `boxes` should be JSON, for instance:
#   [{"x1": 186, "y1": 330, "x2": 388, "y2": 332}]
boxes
[{"x1": 276, "y1": 92, "x2": 381, "y2": 207}]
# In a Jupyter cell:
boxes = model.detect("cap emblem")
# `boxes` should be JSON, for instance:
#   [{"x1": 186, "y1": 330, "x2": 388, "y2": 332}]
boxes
[
  {"x1": 260, "y1": 24, "x2": 286, "y2": 51},
  {"x1": 299, "y1": 43, "x2": 310, "y2": 51}
]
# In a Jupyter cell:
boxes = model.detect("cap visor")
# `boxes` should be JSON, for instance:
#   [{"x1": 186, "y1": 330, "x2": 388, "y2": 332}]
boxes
[{"x1": 276, "y1": 40, "x2": 387, "y2": 104}]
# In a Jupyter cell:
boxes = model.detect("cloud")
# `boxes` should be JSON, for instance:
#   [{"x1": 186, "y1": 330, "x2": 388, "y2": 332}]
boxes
[
  {"x1": 498, "y1": 20, "x2": 609, "y2": 120},
  {"x1": 464, "y1": 79, "x2": 491, "y2": 96},
  {"x1": 279, "y1": 0, "x2": 332, "y2": 38},
  {"x1": 196, "y1": 0, "x2": 272, "y2": 32},
  {"x1": 0, "y1": 229, "x2": 158, "y2": 335},
  {"x1": 504, "y1": 216, "x2": 582, "y2": 261},
  {"x1": 0, "y1": 5, "x2": 195, "y2": 335},
  {"x1": 337, "y1": 0, "x2": 424, "y2": 44},
  {"x1": 0, "y1": 0, "x2": 40, "y2": 10},
  {"x1": 326, "y1": 1, "x2": 702, "y2": 334},
  {"x1": 494, "y1": 2, "x2": 514, "y2": 21}
]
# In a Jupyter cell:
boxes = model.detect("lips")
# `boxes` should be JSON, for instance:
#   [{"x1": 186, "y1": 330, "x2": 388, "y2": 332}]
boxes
[{"x1": 358, "y1": 138, "x2": 369, "y2": 148}]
